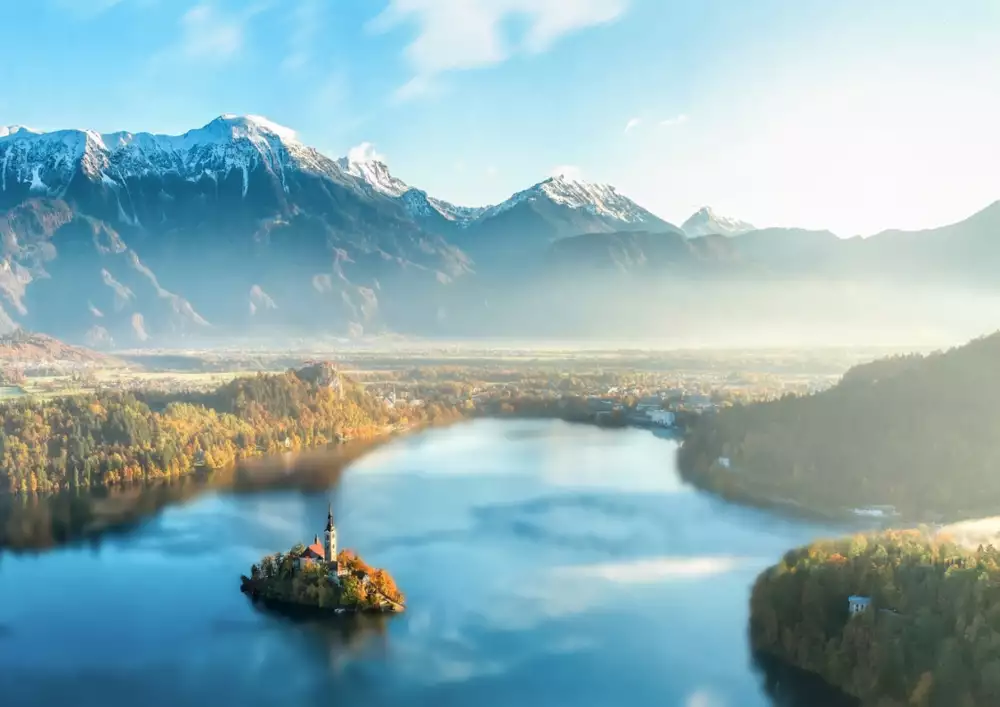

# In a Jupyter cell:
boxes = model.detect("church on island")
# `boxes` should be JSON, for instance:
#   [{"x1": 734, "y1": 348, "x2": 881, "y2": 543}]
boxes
[{"x1": 293, "y1": 503, "x2": 351, "y2": 583}]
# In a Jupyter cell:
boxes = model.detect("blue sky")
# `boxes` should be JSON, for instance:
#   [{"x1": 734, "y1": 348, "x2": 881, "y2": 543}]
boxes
[{"x1": 3, "y1": 0, "x2": 999, "y2": 235}]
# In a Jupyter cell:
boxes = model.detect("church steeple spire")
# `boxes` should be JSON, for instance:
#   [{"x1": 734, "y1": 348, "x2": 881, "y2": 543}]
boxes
[{"x1": 324, "y1": 501, "x2": 337, "y2": 566}]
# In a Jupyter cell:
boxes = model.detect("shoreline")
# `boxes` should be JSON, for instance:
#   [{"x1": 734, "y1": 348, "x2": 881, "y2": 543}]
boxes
[
  {"x1": 0, "y1": 416, "x2": 464, "y2": 501},
  {"x1": 240, "y1": 576, "x2": 404, "y2": 617},
  {"x1": 674, "y1": 442, "x2": 998, "y2": 528},
  {"x1": 0, "y1": 419, "x2": 465, "y2": 552}
]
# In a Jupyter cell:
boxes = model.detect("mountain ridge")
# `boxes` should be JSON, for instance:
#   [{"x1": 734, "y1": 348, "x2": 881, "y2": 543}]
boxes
[
  {"x1": 682, "y1": 206, "x2": 755, "y2": 237},
  {"x1": 1, "y1": 114, "x2": 999, "y2": 346}
]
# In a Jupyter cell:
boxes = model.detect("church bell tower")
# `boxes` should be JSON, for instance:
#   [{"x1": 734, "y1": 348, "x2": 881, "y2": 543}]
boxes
[{"x1": 324, "y1": 502, "x2": 337, "y2": 566}]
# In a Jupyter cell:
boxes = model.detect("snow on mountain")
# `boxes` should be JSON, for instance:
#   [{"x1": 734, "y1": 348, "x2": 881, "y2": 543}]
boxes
[
  {"x1": 426, "y1": 196, "x2": 487, "y2": 224},
  {"x1": 0, "y1": 126, "x2": 41, "y2": 138},
  {"x1": 0, "y1": 115, "x2": 343, "y2": 198},
  {"x1": 335, "y1": 152, "x2": 409, "y2": 198},
  {"x1": 0, "y1": 114, "x2": 667, "y2": 233},
  {"x1": 682, "y1": 206, "x2": 755, "y2": 237},
  {"x1": 335, "y1": 144, "x2": 486, "y2": 224},
  {"x1": 480, "y1": 175, "x2": 660, "y2": 225}
]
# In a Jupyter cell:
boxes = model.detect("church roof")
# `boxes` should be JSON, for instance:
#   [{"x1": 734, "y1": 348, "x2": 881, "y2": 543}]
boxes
[
  {"x1": 302, "y1": 543, "x2": 325, "y2": 560},
  {"x1": 325, "y1": 502, "x2": 335, "y2": 532}
]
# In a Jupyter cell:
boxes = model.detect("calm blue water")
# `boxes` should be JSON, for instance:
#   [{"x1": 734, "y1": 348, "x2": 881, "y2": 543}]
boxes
[{"x1": 0, "y1": 419, "x2": 850, "y2": 707}]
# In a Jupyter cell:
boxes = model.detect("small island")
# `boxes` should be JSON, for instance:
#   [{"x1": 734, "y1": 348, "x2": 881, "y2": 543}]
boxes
[
  {"x1": 750, "y1": 528, "x2": 1000, "y2": 706},
  {"x1": 241, "y1": 504, "x2": 405, "y2": 615}
]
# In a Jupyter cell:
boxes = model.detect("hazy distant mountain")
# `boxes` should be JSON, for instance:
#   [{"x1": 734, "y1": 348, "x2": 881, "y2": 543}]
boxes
[
  {"x1": 545, "y1": 229, "x2": 726, "y2": 274},
  {"x1": 1, "y1": 114, "x2": 1000, "y2": 346},
  {"x1": 682, "y1": 206, "x2": 755, "y2": 237}
]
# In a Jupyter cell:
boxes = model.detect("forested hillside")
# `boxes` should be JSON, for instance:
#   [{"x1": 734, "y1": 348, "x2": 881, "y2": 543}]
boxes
[
  {"x1": 0, "y1": 365, "x2": 458, "y2": 494},
  {"x1": 678, "y1": 332, "x2": 1000, "y2": 519},
  {"x1": 750, "y1": 530, "x2": 1000, "y2": 707}
]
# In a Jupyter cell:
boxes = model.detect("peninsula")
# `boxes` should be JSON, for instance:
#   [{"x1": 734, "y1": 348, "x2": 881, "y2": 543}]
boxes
[
  {"x1": 750, "y1": 528, "x2": 1000, "y2": 706},
  {"x1": 240, "y1": 504, "x2": 405, "y2": 615},
  {"x1": 678, "y1": 331, "x2": 1000, "y2": 522}
]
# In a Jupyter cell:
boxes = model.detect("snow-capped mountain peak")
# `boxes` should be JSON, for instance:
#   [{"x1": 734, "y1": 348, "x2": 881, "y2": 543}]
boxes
[
  {"x1": 335, "y1": 146, "x2": 409, "y2": 198},
  {"x1": 0, "y1": 115, "x2": 336, "y2": 198},
  {"x1": 681, "y1": 206, "x2": 755, "y2": 237},
  {"x1": 334, "y1": 145, "x2": 486, "y2": 224},
  {"x1": 0, "y1": 125, "x2": 41, "y2": 138},
  {"x1": 480, "y1": 174, "x2": 659, "y2": 225},
  {"x1": 0, "y1": 114, "x2": 668, "y2": 232},
  {"x1": 218, "y1": 114, "x2": 299, "y2": 142}
]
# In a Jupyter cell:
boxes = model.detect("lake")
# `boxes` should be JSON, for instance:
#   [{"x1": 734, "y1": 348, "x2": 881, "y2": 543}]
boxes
[{"x1": 0, "y1": 418, "x2": 856, "y2": 707}]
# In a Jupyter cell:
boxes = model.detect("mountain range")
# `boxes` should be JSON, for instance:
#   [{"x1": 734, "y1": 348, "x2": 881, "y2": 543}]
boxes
[{"x1": 1, "y1": 114, "x2": 999, "y2": 346}]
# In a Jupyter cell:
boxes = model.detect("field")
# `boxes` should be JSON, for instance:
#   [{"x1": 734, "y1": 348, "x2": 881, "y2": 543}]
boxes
[
  {"x1": 0, "y1": 341, "x2": 941, "y2": 405},
  {"x1": 6, "y1": 369, "x2": 266, "y2": 400}
]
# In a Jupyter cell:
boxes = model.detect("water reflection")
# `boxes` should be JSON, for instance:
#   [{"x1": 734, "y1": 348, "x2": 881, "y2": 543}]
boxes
[
  {"x1": 0, "y1": 419, "x2": 859, "y2": 707},
  {"x1": 0, "y1": 437, "x2": 386, "y2": 553},
  {"x1": 241, "y1": 597, "x2": 392, "y2": 663},
  {"x1": 752, "y1": 652, "x2": 859, "y2": 707}
]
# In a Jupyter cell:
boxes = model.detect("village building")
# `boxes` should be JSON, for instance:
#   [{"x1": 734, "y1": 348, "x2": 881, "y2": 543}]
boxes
[
  {"x1": 648, "y1": 409, "x2": 675, "y2": 427},
  {"x1": 848, "y1": 595, "x2": 871, "y2": 616}
]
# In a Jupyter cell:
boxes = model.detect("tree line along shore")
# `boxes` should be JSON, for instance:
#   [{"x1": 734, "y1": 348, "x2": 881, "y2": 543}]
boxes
[
  {"x1": 0, "y1": 363, "x2": 463, "y2": 495},
  {"x1": 678, "y1": 332, "x2": 1000, "y2": 522}
]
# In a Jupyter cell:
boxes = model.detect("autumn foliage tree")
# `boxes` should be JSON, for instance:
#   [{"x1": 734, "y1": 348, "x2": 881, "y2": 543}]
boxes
[
  {"x1": 750, "y1": 529, "x2": 1000, "y2": 707},
  {"x1": 0, "y1": 365, "x2": 461, "y2": 495}
]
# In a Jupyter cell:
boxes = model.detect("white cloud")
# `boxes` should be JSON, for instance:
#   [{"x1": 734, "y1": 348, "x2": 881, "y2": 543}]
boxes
[
  {"x1": 660, "y1": 113, "x2": 688, "y2": 127},
  {"x1": 560, "y1": 556, "x2": 747, "y2": 584},
  {"x1": 347, "y1": 141, "x2": 386, "y2": 164},
  {"x1": 150, "y1": 2, "x2": 269, "y2": 67},
  {"x1": 370, "y1": 0, "x2": 628, "y2": 101},
  {"x1": 177, "y1": 4, "x2": 247, "y2": 60},
  {"x1": 685, "y1": 689, "x2": 725, "y2": 707},
  {"x1": 392, "y1": 75, "x2": 439, "y2": 103},
  {"x1": 283, "y1": 0, "x2": 322, "y2": 71},
  {"x1": 624, "y1": 117, "x2": 641, "y2": 134},
  {"x1": 550, "y1": 164, "x2": 583, "y2": 181}
]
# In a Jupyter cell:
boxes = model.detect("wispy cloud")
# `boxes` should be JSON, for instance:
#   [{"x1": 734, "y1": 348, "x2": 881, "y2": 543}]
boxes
[
  {"x1": 624, "y1": 117, "x2": 641, "y2": 134},
  {"x1": 283, "y1": 0, "x2": 323, "y2": 71},
  {"x1": 147, "y1": 2, "x2": 268, "y2": 68},
  {"x1": 177, "y1": 4, "x2": 249, "y2": 61},
  {"x1": 559, "y1": 556, "x2": 748, "y2": 584},
  {"x1": 347, "y1": 141, "x2": 386, "y2": 164},
  {"x1": 370, "y1": 0, "x2": 629, "y2": 102},
  {"x1": 660, "y1": 113, "x2": 689, "y2": 127},
  {"x1": 550, "y1": 164, "x2": 583, "y2": 181},
  {"x1": 392, "y1": 75, "x2": 439, "y2": 103}
]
